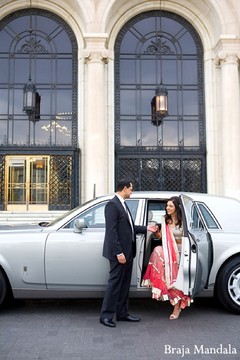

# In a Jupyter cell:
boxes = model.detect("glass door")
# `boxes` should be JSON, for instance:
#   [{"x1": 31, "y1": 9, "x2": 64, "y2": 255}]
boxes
[{"x1": 6, "y1": 156, "x2": 49, "y2": 211}]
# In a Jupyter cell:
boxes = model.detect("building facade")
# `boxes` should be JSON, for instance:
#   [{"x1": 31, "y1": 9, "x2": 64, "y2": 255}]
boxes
[{"x1": 0, "y1": 0, "x2": 240, "y2": 211}]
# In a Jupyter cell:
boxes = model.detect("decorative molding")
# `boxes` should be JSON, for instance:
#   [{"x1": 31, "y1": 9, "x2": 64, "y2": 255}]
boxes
[
  {"x1": 83, "y1": 49, "x2": 109, "y2": 64},
  {"x1": 18, "y1": 37, "x2": 49, "y2": 54},
  {"x1": 144, "y1": 37, "x2": 174, "y2": 55},
  {"x1": 215, "y1": 52, "x2": 239, "y2": 66},
  {"x1": 220, "y1": 35, "x2": 237, "y2": 40}
]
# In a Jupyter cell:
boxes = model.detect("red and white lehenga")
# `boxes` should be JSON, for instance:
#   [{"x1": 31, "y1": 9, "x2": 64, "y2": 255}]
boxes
[{"x1": 142, "y1": 217, "x2": 191, "y2": 309}]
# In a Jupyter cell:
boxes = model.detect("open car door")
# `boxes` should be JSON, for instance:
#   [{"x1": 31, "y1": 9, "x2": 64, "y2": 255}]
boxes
[{"x1": 179, "y1": 194, "x2": 213, "y2": 298}]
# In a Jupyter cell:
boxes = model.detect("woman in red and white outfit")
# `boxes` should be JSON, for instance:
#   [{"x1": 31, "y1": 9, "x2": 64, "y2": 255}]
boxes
[{"x1": 142, "y1": 196, "x2": 191, "y2": 319}]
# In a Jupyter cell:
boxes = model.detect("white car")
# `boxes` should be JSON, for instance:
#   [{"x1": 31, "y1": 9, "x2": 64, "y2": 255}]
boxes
[{"x1": 0, "y1": 191, "x2": 240, "y2": 314}]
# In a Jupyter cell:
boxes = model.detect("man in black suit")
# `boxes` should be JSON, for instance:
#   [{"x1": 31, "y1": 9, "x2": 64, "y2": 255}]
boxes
[{"x1": 100, "y1": 179, "x2": 157, "y2": 327}]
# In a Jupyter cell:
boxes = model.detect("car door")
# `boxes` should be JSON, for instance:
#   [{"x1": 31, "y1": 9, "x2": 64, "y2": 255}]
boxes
[
  {"x1": 179, "y1": 194, "x2": 213, "y2": 298},
  {"x1": 45, "y1": 201, "x2": 109, "y2": 289}
]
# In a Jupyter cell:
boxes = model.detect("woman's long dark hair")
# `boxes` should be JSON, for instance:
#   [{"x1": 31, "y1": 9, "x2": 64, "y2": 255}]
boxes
[{"x1": 165, "y1": 196, "x2": 182, "y2": 227}]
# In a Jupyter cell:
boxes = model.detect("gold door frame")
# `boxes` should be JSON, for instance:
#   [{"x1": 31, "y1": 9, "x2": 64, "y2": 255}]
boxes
[{"x1": 5, "y1": 155, "x2": 49, "y2": 211}]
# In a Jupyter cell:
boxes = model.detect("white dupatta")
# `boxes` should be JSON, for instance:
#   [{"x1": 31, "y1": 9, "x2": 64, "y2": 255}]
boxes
[{"x1": 161, "y1": 215, "x2": 180, "y2": 289}]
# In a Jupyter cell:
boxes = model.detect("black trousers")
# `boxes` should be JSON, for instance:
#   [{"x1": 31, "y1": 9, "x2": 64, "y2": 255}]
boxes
[{"x1": 100, "y1": 256, "x2": 133, "y2": 319}]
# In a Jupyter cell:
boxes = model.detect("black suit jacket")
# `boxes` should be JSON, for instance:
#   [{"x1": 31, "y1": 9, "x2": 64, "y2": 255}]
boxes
[{"x1": 102, "y1": 195, "x2": 146, "y2": 261}]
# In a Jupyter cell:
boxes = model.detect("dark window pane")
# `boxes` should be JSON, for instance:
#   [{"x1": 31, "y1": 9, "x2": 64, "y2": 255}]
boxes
[
  {"x1": 12, "y1": 120, "x2": 29, "y2": 145},
  {"x1": 184, "y1": 121, "x2": 199, "y2": 146},
  {"x1": 56, "y1": 59, "x2": 72, "y2": 83},
  {"x1": 53, "y1": 30, "x2": 73, "y2": 52},
  {"x1": 120, "y1": 121, "x2": 136, "y2": 146},
  {"x1": 162, "y1": 121, "x2": 179, "y2": 146},
  {"x1": 168, "y1": 90, "x2": 178, "y2": 115},
  {"x1": 56, "y1": 90, "x2": 72, "y2": 114},
  {"x1": 120, "y1": 90, "x2": 136, "y2": 114},
  {"x1": 0, "y1": 30, "x2": 12, "y2": 51},
  {"x1": 0, "y1": 59, "x2": 8, "y2": 82},
  {"x1": 0, "y1": 90, "x2": 8, "y2": 112},
  {"x1": 141, "y1": 121, "x2": 157, "y2": 146},
  {"x1": 120, "y1": 32, "x2": 138, "y2": 52},
  {"x1": 141, "y1": 60, "x2": 156, "y2": 83},
  {"x1": 14, "y1": 59, "x2": 29, "y2": 83},
  {"x1": 141, "y1": 89, "x2": 154, "y2": 115},
  {"x1": 178, "y1": 31, "x2": 197, "y2": 53},
  {"x1": 13, "y1": 89, "x2": 24, "y2": 113},
  {"x1": 120, "y1": 59, "x2": 136, "y2": 83},
  {"x1": 35, "y1": 59, "x2": 52, "y2": 83},
  {"x1": 162, "y1": 59, "x2": 177, "y2": 84},
  {"x1": 182, "y1": 60, "x2": 197, "y2": 83},
  {"x1": 0, "y1": 120, "x2": 8, "y2": 144},
  {"x1": 183, "y1": 91, "x2": 198, "y2": 114}
]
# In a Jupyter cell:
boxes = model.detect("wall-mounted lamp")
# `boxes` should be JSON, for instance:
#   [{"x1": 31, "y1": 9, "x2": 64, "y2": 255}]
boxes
[
  {"x1": 150, "y1": 0, "x2": 169, "y2": 126},
  {"x1": 22, "y1": 6, "x2": 41, "y2": 124},
  {"x1": 23, "y1": 76, "x2": 41, "y2": 123},
  {"x1": 151, "y1": 82, "x2": 168, "y2": 126}
]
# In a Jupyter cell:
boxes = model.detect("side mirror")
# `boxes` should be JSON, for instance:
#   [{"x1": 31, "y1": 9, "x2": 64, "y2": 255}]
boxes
[{"x1": 74, "y1": 218, "x2": 87, "y2": 233}]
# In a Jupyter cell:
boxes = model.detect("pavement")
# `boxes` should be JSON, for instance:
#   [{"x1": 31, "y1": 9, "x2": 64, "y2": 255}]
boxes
[{"x1": 0, "y1": 297, "x2": 239, "y2": 360}]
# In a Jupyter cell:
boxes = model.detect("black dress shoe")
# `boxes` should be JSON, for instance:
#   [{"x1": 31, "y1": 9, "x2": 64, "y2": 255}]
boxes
[
  {"x1": 100, "y1": 318, "x2": 116, "y2": 327},
  {"x1": 116, "y1": 314, "x2": 141, "y2": 322}
]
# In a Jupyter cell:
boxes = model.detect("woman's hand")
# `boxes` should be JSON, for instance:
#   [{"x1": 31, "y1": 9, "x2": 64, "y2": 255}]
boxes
[{"x1": 154, "y1": 228, "x2": 162, "y2": 239}]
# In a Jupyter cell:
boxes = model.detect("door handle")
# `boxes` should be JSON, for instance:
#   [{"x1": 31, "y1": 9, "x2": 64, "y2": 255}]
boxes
[{"x1": 191, "y1": 244, "x2": 197, "y2": 253}]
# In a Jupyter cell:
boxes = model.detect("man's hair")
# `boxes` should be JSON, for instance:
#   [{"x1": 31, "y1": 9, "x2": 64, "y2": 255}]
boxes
[{"x1": 116, "y1": 178, "x2": 131, "y2": 192}]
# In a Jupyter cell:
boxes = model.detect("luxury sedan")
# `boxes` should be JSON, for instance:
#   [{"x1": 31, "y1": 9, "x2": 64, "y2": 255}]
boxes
[{"x1": 1, "y1": 191, "x2": 240, "y2": 314}]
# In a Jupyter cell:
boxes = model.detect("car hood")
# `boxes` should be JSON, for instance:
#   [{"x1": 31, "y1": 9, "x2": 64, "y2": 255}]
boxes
[{"x1": 0, "y1": 223, "x2": 45, "y2": 231}]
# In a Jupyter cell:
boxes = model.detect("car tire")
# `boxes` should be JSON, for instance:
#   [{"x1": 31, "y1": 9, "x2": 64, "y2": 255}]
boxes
[
  {"x1": 216, "y1": 257, "x2": 240, "y2": 314},
  {"x1": 0, "y1": 269, "x2": 7, "y2": 306}
]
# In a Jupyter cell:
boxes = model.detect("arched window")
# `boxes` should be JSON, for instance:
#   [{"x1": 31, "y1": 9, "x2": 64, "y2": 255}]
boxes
[
  {"x1": 0, "y1": 9, "x2": 77, "y2": 147},
  {"x1": 114, "y1": 11, "x2": 206, "y2": 192},
  {"x1": 0, "y1": 9, "x2": 79, "y2": 211}
]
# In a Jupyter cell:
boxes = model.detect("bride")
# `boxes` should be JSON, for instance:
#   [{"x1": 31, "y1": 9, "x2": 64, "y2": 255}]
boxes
[{"x1": 142, "y1": 196, "x2": 191, "y2": 320}]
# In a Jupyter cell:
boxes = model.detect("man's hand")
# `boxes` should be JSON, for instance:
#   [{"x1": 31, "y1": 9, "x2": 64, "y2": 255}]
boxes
[
  {"x1": 147, "y1": 224, "x2": 158, "y2": 233},
  {"x1": 117, "y1": 253, "x2": 126, "y2": 264}
]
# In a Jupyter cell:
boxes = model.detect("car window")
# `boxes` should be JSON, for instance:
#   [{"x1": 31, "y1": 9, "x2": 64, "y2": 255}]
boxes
[
  {"x1": 64, "y1": 202, "x2": 107, "y2": 228},
  {"x1": 125, "y1": 200, "x2": 138, "y2": 221},
  {"x1": 64, "y1": 199, "x2": 139, "y2": 229},
  {"x1": 181, "y1": 195, "x2": 204, "y2": 230},
  {"x1": 147, "y1": 201, "x2": 166, "y2": 224},
  {"x1": 192, "y1": 205, "x2": 204, "y2": 230},
  {"x1": 196, "y1": 202, "x2": 220, "y2": 229}
]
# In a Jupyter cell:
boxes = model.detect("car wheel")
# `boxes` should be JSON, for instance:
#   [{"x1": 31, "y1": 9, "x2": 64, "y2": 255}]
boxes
[
  {"x1": 0, "y1": 270, "x2": 7, "y2": 306},
  {"x1": 216, "y1": 257, "x2": 240, "y2": 314}
]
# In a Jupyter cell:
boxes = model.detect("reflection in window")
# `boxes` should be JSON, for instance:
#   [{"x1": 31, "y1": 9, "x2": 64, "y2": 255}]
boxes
[
  {"x1": 115, "y1": 11, "x2": 204, "y2": 150},
  {"x1": 40, "y1": 119, "x2": 72, "y2": 146},
  {"x1": 192, "y1": 206, "x2": 204, "y2": 229},
  {"x1": 197, "y1": 203, "x2": 220, "y2": 229},
  {"x1": 141, "y1": 122, "x2": 158, "y2": 147},
  {"x1": 121, "y1": 121, "x2": 136, "y2": 146},
  {"x1": 184, "y1": 121, "x2": 199, "y2": 147},
  {"x1": 163, "y1": 121, "x2": 179, "y2": 147},
  {"x1": 125, "y1": 199, "x2": 139, "y2": 221},
  {"x1": 0, "y1": 9, "x2": 77, "y2": 147},
  {"x1": 66, "y1": 202, "x2": 107, "y2": 229},
  {"x1": 148, "y1": 201, "x2": 166, "y2": 223}
]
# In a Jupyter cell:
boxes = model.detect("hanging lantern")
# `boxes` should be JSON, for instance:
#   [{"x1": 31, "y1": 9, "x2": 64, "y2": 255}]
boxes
[
  {"x1": 23, "y1": 77, "x2": 41, "y2": 123},
  {"x1": 151, "y1": 83, "x2": 168, "y2": 126}
]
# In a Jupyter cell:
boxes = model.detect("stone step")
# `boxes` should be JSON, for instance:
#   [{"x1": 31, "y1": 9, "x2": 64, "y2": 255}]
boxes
[{"x1": 0, "y1": 211, "x2": 67, "y2": 225}]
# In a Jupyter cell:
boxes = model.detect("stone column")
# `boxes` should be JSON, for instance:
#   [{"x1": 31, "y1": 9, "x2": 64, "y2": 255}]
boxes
[
  {"x1": 215, "y1": 51, "x2": 240, "y2": 199},
  {"x1": 82, "y1": 37, "x2": 109, "y2": 202}
]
